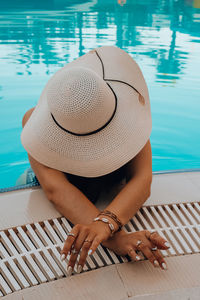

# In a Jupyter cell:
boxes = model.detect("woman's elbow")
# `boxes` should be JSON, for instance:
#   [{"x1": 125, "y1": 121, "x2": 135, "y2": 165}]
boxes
[
  {"x1": 146, "y1": 174, "x2": 152, "y2": 198},
  {"x1": 45, "y1": 189, "x2": 55, "y2": 203},
  {"x1": 45, "y1": 185, "x2": 64, "y2": 208},
  {"x1": 46, "y1": 186, "x2": 63, "y2": 205}
]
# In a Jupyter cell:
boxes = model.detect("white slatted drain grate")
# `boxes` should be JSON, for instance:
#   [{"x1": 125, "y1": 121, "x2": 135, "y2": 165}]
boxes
[{"x1": 0, "y1": 202, "x2": 199, "y2": 296}]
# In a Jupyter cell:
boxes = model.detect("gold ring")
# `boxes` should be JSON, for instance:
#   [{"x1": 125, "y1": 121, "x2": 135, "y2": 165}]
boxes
[
  {"x1": 128, "y1": 248, "x2": 134, "y2": 254},
  {"x1": 68, "y1": 233, "x2": 76, "y2": 238},
  {"x1": 145, "y1": 230, "x2": 157, "y2": 240},
  {"x1": 71, "y1": 248, "x2": 79, "y2": 254},
  {"x1": 136, "y1": 240, "x2": 144, "y2": 250},
  {"x1": 136, "y1": 240, "x2": 142, "y2": 247},
  {"x1": 149, "y1": 230, "x2": 157, "y2": 236}
]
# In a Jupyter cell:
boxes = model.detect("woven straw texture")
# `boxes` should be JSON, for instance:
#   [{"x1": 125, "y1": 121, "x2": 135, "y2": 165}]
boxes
[{"x1": 21, "y1": 45, "x2": 152, "y2": 177}]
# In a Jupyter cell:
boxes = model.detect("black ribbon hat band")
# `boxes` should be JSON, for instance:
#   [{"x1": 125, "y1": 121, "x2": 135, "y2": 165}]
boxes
[
  {"x1": 51, "y1": 50, "x2": 143, "y2": 137},
  {"x1": 51, "y1": 82, "x2": 117, "y2": 137}
]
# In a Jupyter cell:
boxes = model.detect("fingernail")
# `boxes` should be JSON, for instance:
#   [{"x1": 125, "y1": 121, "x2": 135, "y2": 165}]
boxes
[
  {"x1": 136, "y1": 256, "x2": 141, "y2": 261},
  {"x1": 88, "y1": 249, "x2": 92, "y2": 255},
  {"x1": 162, "y1": 262, "x2": 168, "y2": 270},
  {"x1": 67, "y1": 266, "x2": 73, "y2": 276},
  {"x1": 153, "y1": 260, "x2": 159, "y2": 267},
  {"x1": 60, "y1": 254, "x2": 66, "y2": 261},
  {"x1": 164, "y1": 242, "x2": 170, "y2": 248},
  {"x1": 77, "y1": 265, "x2": 83, "y2": 273},
  {"x1": 151, "y1": 247, "x2": 157, "y2": 251}
]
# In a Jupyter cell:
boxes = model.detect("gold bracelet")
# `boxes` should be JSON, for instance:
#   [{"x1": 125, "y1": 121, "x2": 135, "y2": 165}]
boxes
[{"x1": 97, "y1": 210, "x2": 123, "y2": 232}]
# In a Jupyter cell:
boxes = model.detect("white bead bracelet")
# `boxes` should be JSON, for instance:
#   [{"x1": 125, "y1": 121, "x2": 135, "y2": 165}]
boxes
[{"x1": 93, "y1": 217, "x2": 115, "y2": 237}]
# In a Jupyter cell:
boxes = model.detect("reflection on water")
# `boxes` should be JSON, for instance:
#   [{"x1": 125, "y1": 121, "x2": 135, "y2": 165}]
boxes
[{"x1": 0, "y1": 0, "x2": 200, "y2": 189}]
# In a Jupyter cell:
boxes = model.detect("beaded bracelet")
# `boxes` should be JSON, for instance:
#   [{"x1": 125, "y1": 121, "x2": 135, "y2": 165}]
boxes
[
  {"x1": 93, "y1": 217, "x2": 115, "y2": 237},
  {"x1": 99, "y1": 214, "x2": 121, "y2": 233},
  {"x1": 97, "y1": 210, "x2": 123, "y2": 232}
]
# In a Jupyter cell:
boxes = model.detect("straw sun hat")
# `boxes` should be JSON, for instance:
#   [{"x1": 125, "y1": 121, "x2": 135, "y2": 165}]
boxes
[{"x1": 21, "y1": 45, "x2": 152, "y2": 177}]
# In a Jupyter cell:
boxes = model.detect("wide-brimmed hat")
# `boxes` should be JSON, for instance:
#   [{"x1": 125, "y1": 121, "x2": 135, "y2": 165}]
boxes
[{"x1": 21, "y1": 45, "x2": 152, "y2": 177}]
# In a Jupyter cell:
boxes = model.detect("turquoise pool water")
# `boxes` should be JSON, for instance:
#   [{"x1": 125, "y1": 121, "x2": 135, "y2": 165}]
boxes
[{"x1": 0, "y1": 0, "x2": 200, "y2": 190}]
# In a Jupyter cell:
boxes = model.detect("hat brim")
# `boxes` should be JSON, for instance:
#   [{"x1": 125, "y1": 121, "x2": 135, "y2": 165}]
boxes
[{"x1": 21, "y1": 46, "x2": 152, "y2": 177}]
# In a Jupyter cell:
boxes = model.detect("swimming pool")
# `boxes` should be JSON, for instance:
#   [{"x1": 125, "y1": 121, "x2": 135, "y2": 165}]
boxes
[{"x1": 0, "y1": 0, "x2": 200, "y2": 190}]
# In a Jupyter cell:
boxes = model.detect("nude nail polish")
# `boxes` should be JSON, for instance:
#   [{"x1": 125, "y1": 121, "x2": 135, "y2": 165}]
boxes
[
  {"x1": 77, "y1": 265, "x2": 83, "y2": 273},
  {"x1": 162, "y1": 262, "x2": 168, "y2": 270},
  {"x1": 153, "y1": 260, "x2": 159, "y2": 267},
  {"x1": 164, "y1": 242, "x2": 170, "y2": 248},
  {"x1": 88, "y1": 249, "x2": 92, "y2": 255},
  {"x1": 67, "y1": 266, "x2": 73, "y2": 276},
  {"x1": 60, "y1": 254, "x2": 66, "y2": 261},
  {"x1": 135, "y1": 256, "x2": 141, "y2": 261}
]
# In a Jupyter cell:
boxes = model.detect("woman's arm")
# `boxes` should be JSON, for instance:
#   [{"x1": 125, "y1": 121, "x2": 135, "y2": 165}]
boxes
[
  {"x1": 22, "y1": 108, "x2": 105, "y2": 225},
  {"x1": 23, "y1": 108, "x2": 151, "y2": 229},
  {"x1": 22, "y1": 109, "x2": 166, "y2": 275},
  {"x1": 56, "y1": 138, "x2": 152, "y2": 270},
  {"x1": 28, "y1": 153, "x2": 102, "y2": 224},
  {"x1": 104, "y1": 139, "x2": 152, "y2": 226}
]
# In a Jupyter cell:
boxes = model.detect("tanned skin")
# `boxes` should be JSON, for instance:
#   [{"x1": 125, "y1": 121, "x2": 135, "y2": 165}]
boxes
[{"x1": 22, "y1": 107, "x2": 170, "y2": 274}]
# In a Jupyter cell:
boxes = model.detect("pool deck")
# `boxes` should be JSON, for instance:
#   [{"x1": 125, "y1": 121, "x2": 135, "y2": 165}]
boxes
[{"x1": 0, "y1": 171, "x2": 200, "y2": 299}]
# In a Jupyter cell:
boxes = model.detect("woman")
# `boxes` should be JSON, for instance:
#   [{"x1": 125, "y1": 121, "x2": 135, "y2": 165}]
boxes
[{"x1": 21, "y1": 45, "x2": 170, "y2": 276}]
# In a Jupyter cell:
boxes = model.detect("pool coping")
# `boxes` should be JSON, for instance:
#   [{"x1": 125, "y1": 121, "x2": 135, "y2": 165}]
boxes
[
  {"x1": 0, "y1": 170, "x2": 200, "y2": 231},
  {"x1": 1, "y1": 167, "x2": 200, "y2": 193},
  {"x1": 0, "y1": 171, "x2": 200, "y2": 299}
]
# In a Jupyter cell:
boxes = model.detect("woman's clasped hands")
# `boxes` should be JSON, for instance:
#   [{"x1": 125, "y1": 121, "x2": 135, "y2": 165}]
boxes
[
  {"x1": 60, "y1": 221, "x2": 171, "y2": 276},
  {"x1": 60, "y1": 220, "x2": 112, "y2": 275}
]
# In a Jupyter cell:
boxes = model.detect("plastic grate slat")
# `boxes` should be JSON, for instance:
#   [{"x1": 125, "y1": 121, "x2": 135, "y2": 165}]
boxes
[{"x1": 0, "y1": 202, "x2": 199, "y2": 297}]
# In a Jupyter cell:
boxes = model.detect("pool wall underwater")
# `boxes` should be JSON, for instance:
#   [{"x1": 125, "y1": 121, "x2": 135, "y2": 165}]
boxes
[{"x1": 0, "y1": 0, "x2": 200, "y2": 190}]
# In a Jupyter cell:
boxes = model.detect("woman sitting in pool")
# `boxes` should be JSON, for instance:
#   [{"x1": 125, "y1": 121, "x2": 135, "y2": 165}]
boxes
[{"x1": 21, "y1": 46, "x2": 170, "y2": 276}]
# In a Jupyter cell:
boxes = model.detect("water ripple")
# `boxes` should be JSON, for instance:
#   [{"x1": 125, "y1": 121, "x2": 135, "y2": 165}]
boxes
[{"x1": 0, "y1": 0, "x2": 200, "y2": 188}]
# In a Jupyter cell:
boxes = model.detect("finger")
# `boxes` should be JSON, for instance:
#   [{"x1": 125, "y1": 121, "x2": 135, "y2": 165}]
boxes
[
  {"x1": 73, "y1": 230, "x2": 89, "y2": 253},
  {"x1": 137, "y1": 243, "x2": 160, "y2": 268},
  {"x1": 67, "y1": 250, "x2": 79, "y2": 275},
  {"x1": 145, "y1": 231, "x2": 170, "y2": 249},
  {"x1": 87, "y1": 235, "x2": 103, "y2": 256},
  {"x1": 127, "y1": 248, "x2": 142, "y2": 261},
  {"x1": 67, "y1": 230, "x2": 89, "y2": 273},
  {"x1": 77, "y1": 234, "x2": 95, "y2": 273},
  {"x1": 152, "y1": 248, "x2": 168, "y2": 270},
  {"x1": 61, "y1": 225, "x2": 80, "y2": 259}
]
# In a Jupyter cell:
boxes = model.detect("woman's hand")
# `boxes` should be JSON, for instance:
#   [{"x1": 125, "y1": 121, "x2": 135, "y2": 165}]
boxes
[
  {"x1": 60, "y1": 221, "x2": 112, "y2": 275},
  {"x1": 102, "y1": 229, "x2": 170, "y2": 270}
]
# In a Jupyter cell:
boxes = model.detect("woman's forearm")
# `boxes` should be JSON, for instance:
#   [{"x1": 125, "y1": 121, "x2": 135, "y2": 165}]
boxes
[
  {"x1": 104, "y1": 174, "x2": 152, "y2": 226},
  {"x1": 50, "y1": 182, "x2": 127, "y2": 248},
  {"x1": 46, "y1": 167, "x2": 152, "y2": 241},
  {"x1": 49, "y1": 174, "x2": 151, "y2": 231},
  {"x1": 50, "y1": 180, "x2": 101, "y2": 225}
]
